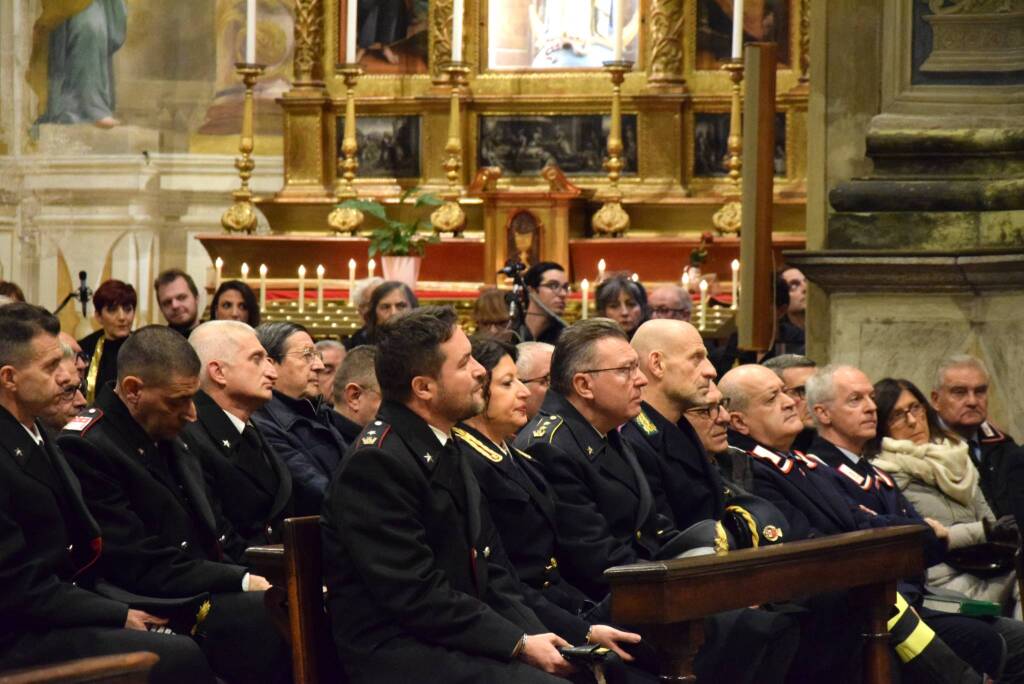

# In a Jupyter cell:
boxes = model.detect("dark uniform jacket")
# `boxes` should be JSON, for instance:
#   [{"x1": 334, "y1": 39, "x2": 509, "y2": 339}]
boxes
[
  {"x1": 622, "y1": 402, "x2": 725, "y2": 528},
  {"x1": 514, "y1": 392, "x2": 675, "y2": 600},
  {"x1": 969, "y1": 420, "x2": 1019, "y2": 518},
  {"x1": 455, "y1": 423, "x2": 592, "y2": 643},
  {"x1": 180, "y1": 390, "x2": 293, "y2": 564},
  {"x1": 58, "y1": 385, "x2": 247, "y2": 597},
  {"x1": 808, "y1": 435, "x2": 945, "y2": 567},
  {"x1": 252, "y1": 390, "x2": 347, "y2": 516},
  {"x1": 321, "y1": 400, "x2": 546, "y2": 677},
  {"x1": 0, "y1": 406, "x2": 127, "y2": 653},
  {"x1": 330, "y1": 411, "x2": 363, "y2": 445}
]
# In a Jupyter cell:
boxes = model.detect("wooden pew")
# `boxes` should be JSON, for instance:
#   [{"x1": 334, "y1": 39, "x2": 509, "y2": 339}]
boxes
[
  {"x1": 605, "y1": 526, "x2": 926, "y2": 683},
  {"x1": 0, "y1": 652, "x2": 158, "y2": 683},
  {"x1": 246, "y1": 516, "x2": 344, "y2": 684}
]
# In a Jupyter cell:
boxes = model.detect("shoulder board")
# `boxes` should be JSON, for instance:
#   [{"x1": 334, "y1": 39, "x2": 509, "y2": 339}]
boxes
[
  {"x1": 357, "y1": 420, "x2": 391, "y2": 448},
  {"x1": 793, "y1": 451, "x2": 822, "y2": 469},
  {"x1": 63, "y1": 407, "x2": 104, "y2": 435},
  {"x1": 749, "y1": 445, "x2": 794, "y2": 474},
  {"x1": 633, "y1": 409, "x2": 659, "y2": 437},
  {"x1": 873, "y1": 467, "x2": 895, "y2": 489},
  {"x1": 979, "y1": 421, "x2": 1007, "y2": 443},
  {"x1": 453, "y1": 427, "x2": 503, "y2": 463},
  {"x1": 837, "y1": 463, "x2": 873, "y2": 491},
  {"x1": 531, "y1": 414, "x2": 564, "y2": 443}
]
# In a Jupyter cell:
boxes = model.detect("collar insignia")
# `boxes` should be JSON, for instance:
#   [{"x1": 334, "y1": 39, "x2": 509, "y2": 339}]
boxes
[
  {"x1": 586, "y1": 445, "x2": 594, "y2": 455},
  {"x1": 837, "y1": 463, "x2": 873, "y2": 490},
  {"x1": 635, "y1": 410, "x2": 659, "y2": 436},
  {"x1": 453, "y1": 427, "x2": 503, "y2": 463},
  {"x1": 14, "y1": 448, "x2": 22, "y2": 458},
  {"x1": 424, "y1": 452, "x2": 433, "y2": 464},
  {"x1": 221, "y1": 439, "x2": 231, "y2": 448}
]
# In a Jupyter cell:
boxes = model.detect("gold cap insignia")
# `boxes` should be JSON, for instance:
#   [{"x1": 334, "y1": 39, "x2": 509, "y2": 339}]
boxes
[
  {"x1": 191, "y1": 600, "x2": 212, "y2": 636},
  {"x1": 762, "y1": 525, "x2": 783, "y2": 543}
]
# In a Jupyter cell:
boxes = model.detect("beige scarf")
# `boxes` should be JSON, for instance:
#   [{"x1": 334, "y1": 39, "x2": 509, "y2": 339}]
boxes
[{"x1": 873, "y1": 437, "x2": 977, "y2": 507}]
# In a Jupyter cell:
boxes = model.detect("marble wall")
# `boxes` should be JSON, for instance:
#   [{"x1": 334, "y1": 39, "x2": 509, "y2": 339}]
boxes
[{"x1": 826, "y1": 292, "x2": 1024, "y2": 438}]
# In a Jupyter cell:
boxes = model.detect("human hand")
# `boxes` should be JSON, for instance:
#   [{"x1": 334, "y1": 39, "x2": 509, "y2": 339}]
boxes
[
  {"x1": 519, "y1": 633, "x2": 575, "y2": 676},
  {"x1": 247, "y1": 574, "x2": 271, "y2": 592},
  {"x1": 984, "y1": 515, "x2": 1019, "y2": 543},
  {"x1": 124, "y1": 609, "x2": 168, "y2": 632},
  {"x1": 586, "y1": 624, "x2": 641, "y2": 661},
  {"x1": 924, "y1": 517, "x2": 949, "y2": 541}
]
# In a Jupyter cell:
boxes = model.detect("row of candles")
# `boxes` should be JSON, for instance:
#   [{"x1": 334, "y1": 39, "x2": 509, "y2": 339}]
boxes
[
  {"x1": 214, "y1": 255, "x2": 741, "y2": 326},
  {"x1": 214, "y1": 257, "x2": 378, "y2": 314}
]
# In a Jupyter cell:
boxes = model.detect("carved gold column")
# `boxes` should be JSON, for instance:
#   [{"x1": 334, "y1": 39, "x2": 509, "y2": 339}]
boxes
[
  {"x1": 431, "y1": 62, "x2": 471, "y2": 236},
  {"x1": 712, "y1": 61, "x2": 744, "y2": 235},
  {"x1": 221, "y1": 64, "x2": 265, "y2": 233},
  {"x1": 327, "y1": 66, "x2": 364, "y2": 234},
  {"x1": 592, "y1": 61, "x2": 633, "y2": 237},
  {"x1": 276, "y1": 0, "x2": 333, "y2": 200},
  {"x1": 430, "y1": 0, "x2": 461, "y2": 86},
  {"x1": 647, "y1": 0, "x2": 686, "y2": 89},
  {"x1": 798, "y1": 0, "x2": 810, "y2": 86}
]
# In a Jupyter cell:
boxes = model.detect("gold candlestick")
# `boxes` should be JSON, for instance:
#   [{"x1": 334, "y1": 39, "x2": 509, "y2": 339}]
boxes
[
  {"x1": 712, "y1": 59, "x2": 745, "y2": 235},
  {"x1": 328, "y1": 65, "x2": 365, "y2": 235},
  {"x1": 221, "y1": 63, "x2": 266, "y2": 234},
  {"x1": 591, "y1": 60, "x2": 632, "y2": 237},
  {"x1": 431, "y1": 62, "x2": 471, "y2": 237}
]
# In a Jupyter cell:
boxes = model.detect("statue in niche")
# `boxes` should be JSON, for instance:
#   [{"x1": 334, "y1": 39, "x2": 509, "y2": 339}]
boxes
[
  {"x1": 507, "y1": 210, "x2": 541, "y2": 268},
  {"x1": 30, "y1": 0, "x2": 128, "y2": 129},
  {"x1": 354, "y1": 0, "x2": 429, "y2": 74},
  {"x1": 696, "y1": 0, "x2": 790, "y2": 69}
]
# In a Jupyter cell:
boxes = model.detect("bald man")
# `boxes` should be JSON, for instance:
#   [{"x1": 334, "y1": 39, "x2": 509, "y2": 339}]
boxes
[
  {"x1": 622, "y1": 319, "x2": 723, "y2": 527},
  {"x1": 182, "y1": 321, "x2": 293, "y2": 563}
]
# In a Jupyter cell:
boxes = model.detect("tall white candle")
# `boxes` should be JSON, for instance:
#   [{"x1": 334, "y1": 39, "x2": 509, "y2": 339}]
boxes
[
  {"x1": 613, "y1": 0, "x2": 624, "y2": 61},
  {"x1": 580, "y1": 278, "x2": 589, "y2": 320},
  {"x1": 682, "y1": 271, "x2": 691, "y2": 292},
  {"x1": 731, "y1": 0, "x2": 745, "y2": 60},
  {"x1": 452, "y1": 0, "x2": 464, "y2": 62},
  {"x1": 699, "y1": 279, "x2": 709, "y2": 330},
  {"x1": 345, "y1": 0, "x2": 357, "y2": 63},
  {"x1": 367, "y1": 258, "x2": 376, "y2": 279},
  {"x1": 348, "y1": 258, "x2": 357, "y2": 306},
  {"x1": 297, "y1": 265, "x2": 306, "y2": 314},
  {"x1": 258, "y1": 263, "x2": 267, "y2": 311},
  {"x1": 630, "y1": 272, "x2": 639, "y2": 283},
  {"x1": 316, "y1": 264, "x2": 325, "y2": 314},
  {"x1": 597, "y1": 258, "x2": 606, "y2": 282},
  {"x1": 214, "y1": 257, "x2": 223, "y2": 290},
  {"x1": 731, "y1": 259, "x2": 740, "y2": 310},
  {"x1": 246, "y1": 0, "x2": 257, "y2": 63},
  {"x1": 240, "y1": 262, "x2": 249, "y2": 281}
]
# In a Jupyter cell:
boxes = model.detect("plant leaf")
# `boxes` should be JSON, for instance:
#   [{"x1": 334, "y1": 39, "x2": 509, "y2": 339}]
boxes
[
  {"x1": 340, "y1": 198, "x2": 388, "y2": 223},
  {"x1": 415, "y1": 193, "x2": 443, "y2": 208}
]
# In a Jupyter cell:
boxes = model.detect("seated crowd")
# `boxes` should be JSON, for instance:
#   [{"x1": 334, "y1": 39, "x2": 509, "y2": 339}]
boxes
[{"x1": 1, "y1": 260, "x2": 1023, "y2": 683}]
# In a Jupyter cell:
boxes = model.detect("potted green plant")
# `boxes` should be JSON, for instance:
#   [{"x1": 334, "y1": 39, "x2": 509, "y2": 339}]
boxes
[{"x1": 337, "y1": 190, "x2": 441, "y2": 287}]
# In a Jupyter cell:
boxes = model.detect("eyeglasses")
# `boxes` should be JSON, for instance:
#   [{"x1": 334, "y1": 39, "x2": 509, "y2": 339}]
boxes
[
  {"x1": 75, "y1": 351, "x2": 89, "y2": 365},
  {"x1": 580, "y1": 361, "x2": 641, "y2": 380},
  {"x1": 283, "y1": 347, "x2": 323, "y2": 364},
  {"x1": 888, "y1": 402, "x2": 926, "y2": 427},
  {"x1": 650, "y1": 306, "x2": 691, "y2": 318},
  {"x1": 522, "y1": 373, "x2": 550, "y2": 387},
  {"x1": 539, "y1": 281, "x2": 572, "y2": 294},
  {"x1": 685, "y1": 399, "x2": 731, "y2": 420},
  {"x1": 784, "y1": 385, "x2": 806, "y2": 400}
]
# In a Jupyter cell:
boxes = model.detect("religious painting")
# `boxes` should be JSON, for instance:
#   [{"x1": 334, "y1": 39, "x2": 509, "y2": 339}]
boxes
[
  {"x1": 478, "y1": 114, "x2": 638, "y2": 176},
  {"x1": 338, "y1": 0, "x2": 429, "y2": 75},
  {"x1": 338, "y1": 115, "x2": 421, "y2": 178},
  {"x1": 693, "y1": 112, "x2": 787, "y2": 177},
  {"x1": 695, "y1": 0, "x2": 790, "y2": 70},
  {"x1": 486, "y1": 0, "x2": 640, "y2": 70}
]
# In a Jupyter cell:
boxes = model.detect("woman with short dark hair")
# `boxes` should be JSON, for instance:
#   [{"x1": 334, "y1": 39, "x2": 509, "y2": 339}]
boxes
[
  {"x1": 210, "y1": 279, "x2": 260, "y2": 327},
  {"x1": 871, "y1": 377, "x2": 1020, "y2": 615},
  {"x1": 78, "y1": 279, "x2": 137, "y2": 402},
  {"x1": 595, "y1": 274, "x2": 647, "y2": 338}
]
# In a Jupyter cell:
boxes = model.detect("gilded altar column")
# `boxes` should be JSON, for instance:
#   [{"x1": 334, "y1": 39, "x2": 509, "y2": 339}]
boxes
[
  {"x1": 276, "y1": 0, "x2": 334, "y2": 200},
  {"x1": 646, "y1": 0, "x2": 686, "y2": 90}
]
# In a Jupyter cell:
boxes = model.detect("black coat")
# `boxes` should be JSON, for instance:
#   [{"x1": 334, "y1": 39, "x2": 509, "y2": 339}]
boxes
[
  {"x1": 972, "y1": 421, "x2": 1020, "y2": 518},
  {"x1": 330, "y1": 411, "x2": 364, "y2": 445},
  {"x1": 455, "y1": 423, "x2": 591, "y2": 643},
  {"x1": 180, "y1": 390, "x2": 293, "y2": 563},
  {"x1": 622, "y1": 402, "x2": 725, "y2": 528},
  {"x1": 0, "y1": 406, "x2": 126, "y2": 652},
  {"x1": 77, "y1": 330, "x2": 126, "y2": 402},
  {"x1": 321, "y1": 400, "x2": 546, "y2": 681},
  {"x1": 252, "y1": 390, "x2": 348, "y2": 516},
  {"x1": 514, "y1": 392, "x2": 675, "y2": 600},
  {"x1": 58, "y1": 386, "x2": 247, "y2": 597}
]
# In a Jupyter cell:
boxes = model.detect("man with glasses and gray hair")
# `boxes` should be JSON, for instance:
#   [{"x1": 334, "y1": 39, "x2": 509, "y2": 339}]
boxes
[
  {"x1": 516, "y1": 262, "x2": 569, "y2": 344},
  {"x1": 646, "y1": 284, "x2": 692, "y2": 322},
  {"x1": 516, "y1": 341, "x2": 554, "y2": 420},
  {"x1": 762, "y1": 354, "x2": 817, "y2": 452},
  {"x1": 252, "y1": 322, "x2": 347, "y2": 515}
]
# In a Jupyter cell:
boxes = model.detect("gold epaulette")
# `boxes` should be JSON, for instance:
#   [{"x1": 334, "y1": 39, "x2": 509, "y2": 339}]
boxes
[
  {"x1": 453, "y1": 427, "x2": 504, "y2": 463},
  {"x1": 530, "y1": 414, "x2": 564, "y2": 443},
  {"x1": 634, "y1": 409, "x2": 659, "y2": 436}
]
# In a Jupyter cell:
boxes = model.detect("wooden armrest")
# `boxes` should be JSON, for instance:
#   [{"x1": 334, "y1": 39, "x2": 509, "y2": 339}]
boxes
[
  {"x1": 245, "y1": 544, "x2": 285, "y2": 587},
  {"x1": 0, "y1": 651, "x2": 159, "y2": 683}
]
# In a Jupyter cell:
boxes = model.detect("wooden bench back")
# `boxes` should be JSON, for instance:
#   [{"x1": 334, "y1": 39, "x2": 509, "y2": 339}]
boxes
[
  {"x1": 0, "y1": 652, "x2": 158, "y2": 683},
  {"x1": 283, "y1": 516, "x2": 344, "y2": 684}
]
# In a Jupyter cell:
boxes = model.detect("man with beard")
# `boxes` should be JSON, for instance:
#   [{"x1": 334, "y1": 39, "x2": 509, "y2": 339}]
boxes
[
  {"x1": 154, "y1": 269, "x2": 200, "y2": 337},
  {"x1": 321, "y1": 306, "x2": 573, "y2": 683}
]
